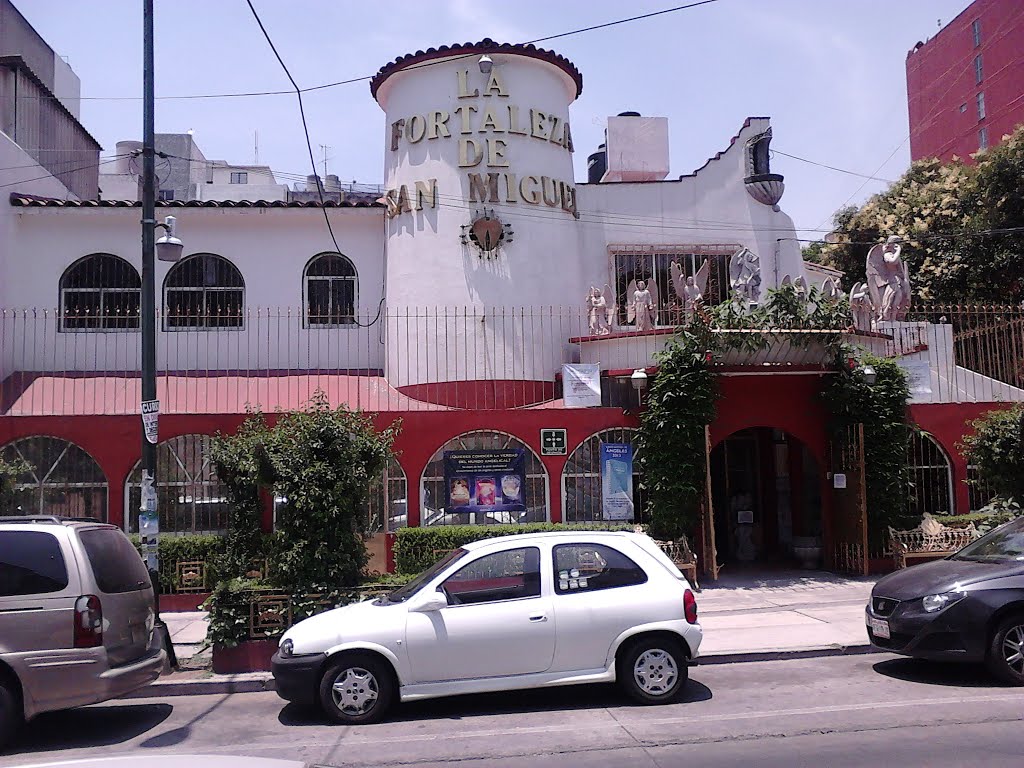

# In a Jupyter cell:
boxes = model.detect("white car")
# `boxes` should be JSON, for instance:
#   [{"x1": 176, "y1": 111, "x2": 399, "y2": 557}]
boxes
[{"x1": 271, "y1": 531, "x2": 702, "y2": 724}]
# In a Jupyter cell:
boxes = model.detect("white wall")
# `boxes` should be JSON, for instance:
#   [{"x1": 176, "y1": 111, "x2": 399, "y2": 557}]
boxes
[{"x1": 3, "y1": 205, "x2": 387, "y2": 373}]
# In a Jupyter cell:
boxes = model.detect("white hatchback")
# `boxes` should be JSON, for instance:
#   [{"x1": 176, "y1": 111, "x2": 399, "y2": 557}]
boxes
[{"x1": 271, "y1": 531, "x2": 702, "y2": 724}]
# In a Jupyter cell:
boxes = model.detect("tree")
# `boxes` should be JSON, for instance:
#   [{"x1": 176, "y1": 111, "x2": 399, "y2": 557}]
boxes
[
  {"x1": 961, "y1": 405, "x2": 1024, "y2": 503},
  {"x1": 0, "y1": 454, "x2": 30, "y2": 512},
  {"x1": 814, "y1": 124, "x2": 1024, "y2": 305}
]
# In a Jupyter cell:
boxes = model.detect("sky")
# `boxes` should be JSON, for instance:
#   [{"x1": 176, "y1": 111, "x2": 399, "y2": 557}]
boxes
[{"x1": 14, "y1": 0, "x2": 973, "y2": 235}]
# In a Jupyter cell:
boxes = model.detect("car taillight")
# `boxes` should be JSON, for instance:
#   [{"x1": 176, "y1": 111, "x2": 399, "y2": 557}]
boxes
[
  {"x1": 74, "y1": 595, "x2": 103, "y2": 648},
  {"x1": 684, "y1": 589, "x2": 698, "y2": 624}
]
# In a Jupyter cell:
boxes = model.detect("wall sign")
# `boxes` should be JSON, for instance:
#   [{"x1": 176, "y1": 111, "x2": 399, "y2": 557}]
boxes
[
  {"x1": 541, "y1": 428, "x2": 567, "y2": 456},
  {"x1": 601, "y1": 442, "x2": 634, "y2": 521},
  {"x1": 141, "y1": 399, "x2": 159, "y2": 444},
  {"x1": 562, "y1": 363, "x2": 602, "y2": 408},
  {"x1": 833, "y1": 473, "x2": 848, "y2": 489},
  {"x1": 443, "y1": 449, "x2": 527, "y2": 515}
]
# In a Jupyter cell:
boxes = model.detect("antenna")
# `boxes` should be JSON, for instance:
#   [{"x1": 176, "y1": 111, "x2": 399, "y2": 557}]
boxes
[
  {"x1": 319, "y1": 144, "x2": 330, "y2": 178},
  {"x1": 254, "y1": 130, "x2": 259, "y2": 165}
]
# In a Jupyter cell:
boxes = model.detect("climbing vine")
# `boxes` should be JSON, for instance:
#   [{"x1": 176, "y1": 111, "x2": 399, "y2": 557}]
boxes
[{"x1": 639, "y1": 283, "x2": 910, "y2": 549}]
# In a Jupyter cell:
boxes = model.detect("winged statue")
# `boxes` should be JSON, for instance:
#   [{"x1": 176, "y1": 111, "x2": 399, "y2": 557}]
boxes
[
  {"x1": 849, "y1": 281, "x2": 873, "y2": 332},
  {"x1": 626, "y1": 278, "x2": 658, "y2": 331},
  {"x1": 820, "y1": 277, "x2": 842, "y2": 301},
  {"x1": 865, "y1": 236, "x2": 911, "y2": 322},
  {"x1": 729, "y1": 248, "x2": 761, "y2": 305},
  {"x1": 586, "y1": 284, "x2": 616, "y2": 336},
  {"x1": 670, "y1": 260, "x2": 710, "y2": 320}
]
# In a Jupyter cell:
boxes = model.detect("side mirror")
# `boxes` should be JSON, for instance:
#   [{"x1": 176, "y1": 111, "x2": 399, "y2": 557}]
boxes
[{"x1": 409, "y1": 589, "x2": 448, "y2": 613}]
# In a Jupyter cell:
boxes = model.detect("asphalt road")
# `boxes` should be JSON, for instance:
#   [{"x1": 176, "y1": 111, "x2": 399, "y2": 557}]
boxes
[{"x1": 3, "y1": 654, "x2": 1024, "y2": 768}]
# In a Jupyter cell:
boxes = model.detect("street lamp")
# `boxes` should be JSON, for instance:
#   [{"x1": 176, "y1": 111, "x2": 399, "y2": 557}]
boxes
[
  {"x1": 631, "y1": 368, "x2": 648, "y2": 408},
  {"x1": 155, "y1": 215, "x2": 183, "y2": 263}
]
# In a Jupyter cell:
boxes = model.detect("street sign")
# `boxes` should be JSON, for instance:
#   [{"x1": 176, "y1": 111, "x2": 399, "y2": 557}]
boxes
[{"x1": 541, "y1": 428, "x2": 567, "y2": 456}]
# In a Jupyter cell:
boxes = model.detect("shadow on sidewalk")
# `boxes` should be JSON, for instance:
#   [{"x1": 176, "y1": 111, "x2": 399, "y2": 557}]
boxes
[
  {"x1": 278, "y1": 679, "x2": 714, "y2": 726},
  {"x1": 872, "y1": 658, "x2": 1010, "y2": 688},
  {"x1": 700, "y1": 569, "x2": 875, "y2": 592}
]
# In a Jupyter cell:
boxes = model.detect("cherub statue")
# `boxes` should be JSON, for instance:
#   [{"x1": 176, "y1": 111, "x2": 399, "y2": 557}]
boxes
[
  {"x1": 729, "y1": 247, "x2": 761, "y2": 305},
  {"x1": 586, "y1": 285, "x2": 616, "y2": 336},
  {"x1": 849, "y1": 281, "x2": 873, "y2": 332},
  {"x1": 670, "y1": 260, "x2": 710, "y2": 319},
  {"x1": 627, "y1": 278, "x2": 658, "y2": 331},
  {"x1": 866, "y1": 235, "x2": 911, "y2": 322}
]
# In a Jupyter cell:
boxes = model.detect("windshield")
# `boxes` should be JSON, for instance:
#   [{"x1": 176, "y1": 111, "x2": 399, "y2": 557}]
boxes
[
  {"x1": 384, "y1": 548, "x2": 468, "y2": 603},
  {"x1": 952, "y1": 517, "x2": 1024, "y2": 563}
]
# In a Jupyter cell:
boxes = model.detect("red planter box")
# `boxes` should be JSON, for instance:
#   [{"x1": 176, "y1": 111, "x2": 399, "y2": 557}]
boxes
[
  {"x1": 212, "y1": 638, "x2": 278, "y2": 674},
  {"x1": 159, "y1": 592, "x2": 211, "y2": 612}
]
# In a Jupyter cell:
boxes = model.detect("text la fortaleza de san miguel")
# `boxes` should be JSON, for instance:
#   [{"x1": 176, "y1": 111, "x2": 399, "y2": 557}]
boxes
[{"x1": 385, "y1": 67, "x2": 577, "y2": 217}]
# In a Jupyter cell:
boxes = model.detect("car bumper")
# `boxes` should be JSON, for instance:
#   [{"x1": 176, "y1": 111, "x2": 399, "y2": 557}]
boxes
[
  {"x1": 865, "y1": 599, "x2": 988, "y2": 662},
  {"x1": 271, "y1": 651, "x2": 327, "y2": 704}
]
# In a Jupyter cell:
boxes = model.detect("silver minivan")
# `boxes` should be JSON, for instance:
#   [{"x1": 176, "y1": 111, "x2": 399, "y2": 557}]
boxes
[{"x1": 0, "y1": 517, "x2": 166, "y2": 749}]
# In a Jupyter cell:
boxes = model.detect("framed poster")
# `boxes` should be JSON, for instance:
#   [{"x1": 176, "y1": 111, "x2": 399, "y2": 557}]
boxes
[
  {"x1": 443, "y1": 449, "x2": 527, "y2": 514},
  {"x1": 600, "y1": 442, "x2": 634, "y2": 521}
]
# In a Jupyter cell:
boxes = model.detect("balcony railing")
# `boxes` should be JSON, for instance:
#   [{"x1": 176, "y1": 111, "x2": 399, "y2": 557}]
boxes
[{"x1": 2, "y1": 304, "x2": 1022, "y2": 416}]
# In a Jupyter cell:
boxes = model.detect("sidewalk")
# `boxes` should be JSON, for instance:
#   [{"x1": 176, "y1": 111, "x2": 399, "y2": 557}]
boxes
[{"x1": 147, "y1": 571, "x2": 876, "y2": 697}]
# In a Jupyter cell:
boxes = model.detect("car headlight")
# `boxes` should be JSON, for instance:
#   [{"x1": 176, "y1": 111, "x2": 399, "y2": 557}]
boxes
[
  {"x1": 279, "y1": 638, "x2": 294, "y2": 658},
  {"x1": 922, "y1": 592, "x2": 965, "y2": 613}
]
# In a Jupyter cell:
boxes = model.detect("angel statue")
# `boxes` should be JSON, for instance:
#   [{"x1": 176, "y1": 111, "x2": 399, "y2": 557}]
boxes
[
  {"x1": 670, "y1": 260, "x2": 710, "y2": 320},
  {"x1": 849, "y1": 282, "x2": 873, "y2": 332},
  {"x1": 820, "y1": 277, "x2": 842, "y2": 301},
  {"x1": 866, "y1": 235, "x2": 911, "y2": 322},
  {"x1": 627, "y1": 278, "x2": 658, "y2": 331},
  {"x1": 586, "y1": 285, "x2": 616, "y2": 336},
  {"x1": 729, "y1": 248, "x2": 762, "y2": 305}
]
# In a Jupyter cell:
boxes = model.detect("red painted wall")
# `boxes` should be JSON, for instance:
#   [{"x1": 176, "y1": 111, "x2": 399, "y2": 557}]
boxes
[{"x1": 906, "y1": 0, "x2": 1024, "y2": 163}]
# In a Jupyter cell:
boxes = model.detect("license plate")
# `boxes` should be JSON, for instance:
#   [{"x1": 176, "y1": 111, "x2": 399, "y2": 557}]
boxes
[{"x1": 868, "y1": 616, "x2": 890, "y2": 640}]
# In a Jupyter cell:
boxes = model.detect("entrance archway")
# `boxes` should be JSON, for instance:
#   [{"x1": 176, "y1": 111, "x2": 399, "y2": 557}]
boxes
[{"x1": 710, "y1": 428, "x2": 823, "y2": 569}]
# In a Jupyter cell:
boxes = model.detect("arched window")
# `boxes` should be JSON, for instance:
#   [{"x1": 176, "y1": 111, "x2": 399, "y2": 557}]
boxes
[
  {"x1": 164, "y1": 253, "x2": 244, "y2": 329},
  {"x1": 1, "y1": 437, "x2": 107, "y2": 520},
  {"x1": 420, "y1": 431, "x2": 548, "y2": 526},
  {"x1": 304, "y1": 252, "x2": 357, "y2": 326},
  {"x1": 563, "y1": 428, "x2": 645, "y2": 525},
  {"x1": 59, "y1": 254, "x2": 141, "y2": 331},
  {"x1": 908, "y1": 432, "x2": 955, "y2": 517},
  {"x1": 125, "y1": 434, "x2": 229, "y2": 534}
]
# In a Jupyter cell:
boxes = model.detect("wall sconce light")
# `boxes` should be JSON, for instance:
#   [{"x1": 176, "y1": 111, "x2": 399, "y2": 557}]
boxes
[
  {"x1": 478, "y1": 55, "x2": 493, "y2": 74},
  {"x1": 861, "y1": 364, "x2": 877, "y2": 385}
]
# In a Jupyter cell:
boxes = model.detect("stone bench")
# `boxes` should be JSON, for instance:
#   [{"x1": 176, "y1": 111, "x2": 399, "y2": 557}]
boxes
[{"x1": 888, "y1": 521, "x2": 979, "y2": 569}]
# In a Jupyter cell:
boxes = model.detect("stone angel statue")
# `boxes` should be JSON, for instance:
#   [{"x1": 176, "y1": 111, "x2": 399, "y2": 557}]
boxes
[
  {"x1": 626, "y1": 278, "x2": 658, "y2": 331},
  {"x1": 729, "y1": 248, "x2": 761, "y2": 305},
  {"x1": 586, "y1": 284, "x2": 616, "y2": 336},
  {"x1": 865, "y1": 235, "x2": 911, "y2": 322},
  {"x1": 820, "y1": 276, "x2": 843, "y2": 301},
  {"x1": 670, "y1": 260, "x2": 710, "y2": 312},
  {"x1": 849, "y1": 281, "x2": 873, "y2": 332}
]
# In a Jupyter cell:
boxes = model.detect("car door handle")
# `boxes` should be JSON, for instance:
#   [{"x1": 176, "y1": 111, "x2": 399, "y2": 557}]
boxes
[{"x1": 529, "y1": 614, "x2": 547, "y2": 622}]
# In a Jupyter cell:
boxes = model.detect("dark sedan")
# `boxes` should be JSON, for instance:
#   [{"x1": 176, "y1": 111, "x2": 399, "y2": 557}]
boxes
[{"x1": 866, "y1": 517, "x2": 1024, "y2": 684}]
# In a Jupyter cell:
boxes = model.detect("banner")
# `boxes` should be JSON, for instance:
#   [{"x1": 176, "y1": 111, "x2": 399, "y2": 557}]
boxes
[
  {"x1": 443, "y1": 449, "x2": 527, "y2": 514},
  {"x1": 562, "y1": 363, "x2": 602, "y2": 408},
  {"x1": 601, "y1": 443, "x2": 634, "y2": 521}
]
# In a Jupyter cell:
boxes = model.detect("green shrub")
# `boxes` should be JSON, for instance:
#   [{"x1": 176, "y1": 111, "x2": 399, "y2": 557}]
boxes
[
  {"x1": 934, "y1": 498, "x2": 1022, "y2": 535},
  {"x1": 393, "y1": 523, "x2": 631, "y2": 575},
  {"x1": 961, "y1": 405, "x2": 1024, "y2": 502},
  {"x1": 130, "y1": 533, "x2": 276, "y2": 593}
]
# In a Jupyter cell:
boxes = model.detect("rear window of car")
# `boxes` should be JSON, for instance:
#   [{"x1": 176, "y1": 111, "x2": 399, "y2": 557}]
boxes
[
  {"x1": 0, "y1": 530, "x2": 69, "y2": 596},
  {"x1": 78, "y1": 528, "x2": 152, "y2": 594},
  {"x1": 553, "y1": 543, "x2": 648, "y2": 594}
]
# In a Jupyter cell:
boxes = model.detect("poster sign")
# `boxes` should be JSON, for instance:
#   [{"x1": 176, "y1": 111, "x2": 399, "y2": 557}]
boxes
[
  {"x1": 541, "y1": 428, "x2": 567, "y2": 456},
  {"x1": 443, "y1": 449, "x2": 527, "y2": 514},
  {"x1": 562, "y1": 364, "x2": 602, "y2": 408},
  {"x1": 139, "y1": 470, "x2": 159, "y2": 570},
  {"x1": 141, "y1": 399, "x2": 159, "y2": 444},
  {"x1": 899, "y1": 360, "x2": 933, "y2": 395},
  {"x1": 601, "y1": 443, "x2": 634, "y2": 521},
  {"x1": 833, "y1": 473, "x2": 848, "y2": 490}
]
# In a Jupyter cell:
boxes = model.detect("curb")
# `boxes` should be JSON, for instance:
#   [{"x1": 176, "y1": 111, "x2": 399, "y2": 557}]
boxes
[
  {"x1": 697, "y1": 644, "x2": 880, "y2": 665},
  {"x1": 123, "y1": 644, "x2": 881, "y2": 698}
]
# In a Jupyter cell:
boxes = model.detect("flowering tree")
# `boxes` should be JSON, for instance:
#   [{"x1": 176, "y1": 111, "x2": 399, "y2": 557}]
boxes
[{"x1": 811, "y1": 125, "x2": 1024, "y2": 305}]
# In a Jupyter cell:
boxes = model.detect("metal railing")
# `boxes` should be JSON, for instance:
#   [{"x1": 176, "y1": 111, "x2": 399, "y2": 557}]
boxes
[{"x1": 2, "y1": 304, "x2": 1023, "y2": 416}]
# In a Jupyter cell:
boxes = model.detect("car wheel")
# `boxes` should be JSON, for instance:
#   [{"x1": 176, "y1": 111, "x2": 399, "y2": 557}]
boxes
[
  {"x1": 618, "y1": 637, "x2": 688, "y2": 705},
  {"x1": 318, "y1": 654, "x2": 395, "y2": 725},
  {"x1": 0, "y1": 680, "x2": 20, "y2": 751},
  {"x1": 987, "y1": 614, "x2": 1024, "y2": 686}
]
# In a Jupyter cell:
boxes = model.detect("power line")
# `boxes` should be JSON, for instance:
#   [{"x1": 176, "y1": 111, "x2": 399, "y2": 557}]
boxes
[
  {"x1": 770, "y1": 150, "x2": 894, "y2": 183},
  {"x1": 20, "y1": 1, "x2": 724, "y2": 103}
]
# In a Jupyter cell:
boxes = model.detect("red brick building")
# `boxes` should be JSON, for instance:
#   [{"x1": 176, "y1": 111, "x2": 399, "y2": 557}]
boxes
[{"x1": 906, "y1": 0, "x2": 1024, "y2": 162}]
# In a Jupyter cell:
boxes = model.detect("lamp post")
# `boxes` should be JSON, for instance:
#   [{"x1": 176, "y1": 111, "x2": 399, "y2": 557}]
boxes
[{"x1": 140, "y1": 0, "x2": 181, "y2": 669}]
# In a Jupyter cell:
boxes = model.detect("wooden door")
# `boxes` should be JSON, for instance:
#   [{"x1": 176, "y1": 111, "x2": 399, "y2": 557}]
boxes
[{"x1": 829, "y1": 423, "x2": 869, "y2": 576}]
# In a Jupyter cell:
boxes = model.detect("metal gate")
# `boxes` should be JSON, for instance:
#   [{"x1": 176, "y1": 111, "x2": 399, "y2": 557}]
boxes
[{"x1": 830, "y1": 423, "x2": 869, "y2": 576}]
